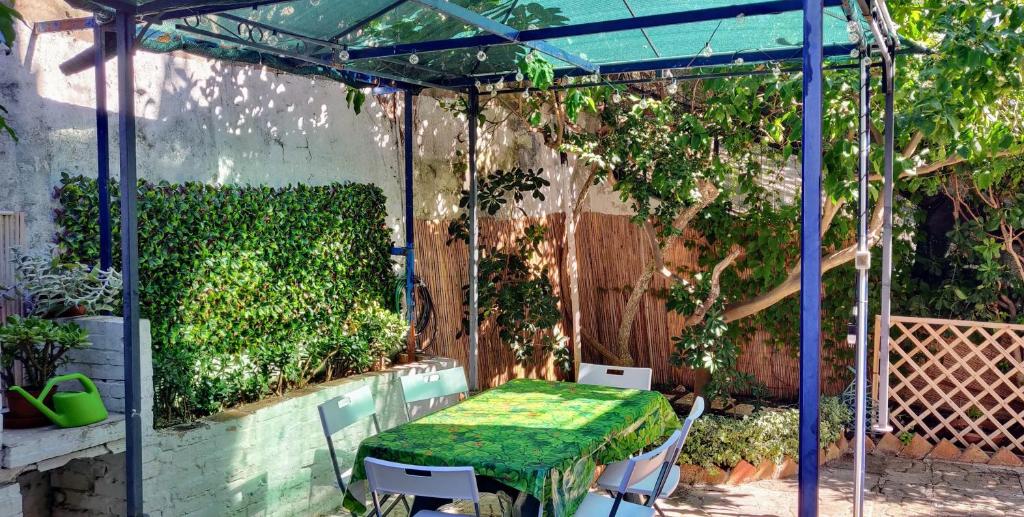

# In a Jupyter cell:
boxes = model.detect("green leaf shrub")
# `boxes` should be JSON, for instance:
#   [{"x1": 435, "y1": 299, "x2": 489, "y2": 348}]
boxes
[
  {"x1": 55, "y1": 175, "x2": 396, "y2": 425},
  {"x1": 677, "y1": 397, "x2": 851, "y2": 469}
]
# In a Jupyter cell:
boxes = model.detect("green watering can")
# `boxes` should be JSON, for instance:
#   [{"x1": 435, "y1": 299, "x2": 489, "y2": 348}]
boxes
[{"x1": 10, "y1": 373, "x2": 109, "y2": 428}]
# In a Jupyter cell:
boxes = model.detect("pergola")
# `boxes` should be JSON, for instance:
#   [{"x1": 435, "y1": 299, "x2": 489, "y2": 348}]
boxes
[{"x1": 58, "y1": 1, "x2": 903, "y2": 516}]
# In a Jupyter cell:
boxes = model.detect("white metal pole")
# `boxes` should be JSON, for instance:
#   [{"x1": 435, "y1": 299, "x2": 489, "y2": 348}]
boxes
[{"x1": 853, "y1": 48, "x2": 871, "y2": 517}]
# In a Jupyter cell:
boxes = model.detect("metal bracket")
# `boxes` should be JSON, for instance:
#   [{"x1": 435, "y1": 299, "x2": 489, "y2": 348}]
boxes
[{"x1": 855, "y1": 250, "x2": 871, "y2": 270}]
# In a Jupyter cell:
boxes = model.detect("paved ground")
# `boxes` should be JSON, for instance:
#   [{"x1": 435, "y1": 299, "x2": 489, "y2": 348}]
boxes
[
  {"x1": 662, "y1": 455, "x2": 1024, "y2": 517},
  {"x1": 339, "y1": 455, "x2": 1024, "y2": 516}
]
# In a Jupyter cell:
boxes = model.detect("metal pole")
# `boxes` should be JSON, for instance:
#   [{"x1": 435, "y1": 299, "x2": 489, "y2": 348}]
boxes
[
  {"x1": 874, "y1": 56, "x2": 896, "y2": 434},
  {"x1": 853, "y1": 48, "x2": 871, "y2": 517},
  {"x1": 403, "y1": 90, "x2": 415, "y2": 325},
  {"x1": 94, "y1": 23, "x2": 112, "y2": 271},
  {"x1": 115, "y1": 10, "x2": 144, "y2": 516},
  {"x1": 798, "y1": 0, "x2": 824, "y2": 515},
  {"x1": 467, "y1": 90, "x2": 480, "y2": 391}
]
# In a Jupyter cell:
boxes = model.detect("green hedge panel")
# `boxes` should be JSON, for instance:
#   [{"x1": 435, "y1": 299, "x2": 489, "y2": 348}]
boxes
[{"x1": 56, "y1": 174, "x2": 395, "y2": 425}]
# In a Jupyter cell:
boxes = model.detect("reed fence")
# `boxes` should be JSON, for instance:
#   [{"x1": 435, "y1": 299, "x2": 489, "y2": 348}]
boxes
[{"x1": 0, "y1": 211, "x2": 26, "y2": 323}]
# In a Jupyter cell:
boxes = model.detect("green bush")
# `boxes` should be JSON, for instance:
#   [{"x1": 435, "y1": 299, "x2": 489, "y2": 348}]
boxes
[
  {"x1": 678, "y1": 397, "x2": 851, "y2": 468},
  {"x1": 56, "y1": 175, "x2": 396, "y2": 425}
]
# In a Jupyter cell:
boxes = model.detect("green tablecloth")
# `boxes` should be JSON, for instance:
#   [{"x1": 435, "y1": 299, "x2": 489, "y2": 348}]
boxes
[{"x1": 351, "y1": 379, "x2": 680, "y2": 516}]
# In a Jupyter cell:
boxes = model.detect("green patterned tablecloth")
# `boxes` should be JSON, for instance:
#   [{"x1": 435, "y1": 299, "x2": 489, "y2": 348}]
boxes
[{"x1": 351, "y1": 379, "x2": 680, "y2": 516}]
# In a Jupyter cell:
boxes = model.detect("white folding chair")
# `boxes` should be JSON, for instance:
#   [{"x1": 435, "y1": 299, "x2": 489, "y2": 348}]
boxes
[
  {"x1": 364, "y1": 457, "x2": 481, "y2": 517},
  {"x1": 317, "y1": 385, "x2": 409, "y2": 516},
  {"x1": 596, "y1": 397, "x2": 706, "y2": 516},
  {"x1": 578, "y1": 363, "x2": 653, "y2": 390},
  {"x1": 399, "y1": 366, "x2": 470, "y2": 421},
  {"x1": 576, "y1": 428, "x2": 682, "y2": 517}
]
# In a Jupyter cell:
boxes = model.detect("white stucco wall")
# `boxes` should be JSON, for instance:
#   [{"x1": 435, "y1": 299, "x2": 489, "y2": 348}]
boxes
[{"x1": 0, "y1": 2, "x2": 577, "y2": 252}]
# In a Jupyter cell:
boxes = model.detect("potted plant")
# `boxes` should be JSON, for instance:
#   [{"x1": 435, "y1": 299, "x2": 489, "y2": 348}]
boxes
[
  {"x1": 1, "y1": 246, "x2": 121, "y2": 318},
  {"x1": 1, "y1": 316, "x2": 91, "y2": 428}
]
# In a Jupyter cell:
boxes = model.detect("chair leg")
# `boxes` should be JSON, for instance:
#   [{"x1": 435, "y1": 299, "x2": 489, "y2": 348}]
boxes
[
  {"x1": 381, "y1": 494, "x2": 407, "y2": 517},
  {"x1": 654, "y1": 502, "x2": 667, "y2": 517}
]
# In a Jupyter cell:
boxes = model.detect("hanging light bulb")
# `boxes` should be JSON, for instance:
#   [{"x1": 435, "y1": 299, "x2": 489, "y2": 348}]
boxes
[
  {"x1": 337, "y1": 49, "x2": 349, "y2": 62},
  {"x1": 734, "y1": 57, "x2": 744, "y2": 65},
  {"x1": 515, "y1": 70, "x2": 525, "y2": 82},
  {"x1": 496, "y1": 78, "x2": 505, "y2": 90},
  {"x1": 522, "y1": 88, "x2": 530, "y2": 99},
  {"x1": 485, "y1": 83, "x2": 494, "y2": 92},
  {"x1": 592, "y1": 73, "x2": 600, "y2": 83},
  {"x1": 474, "y1": 80, "x2": 482, "y2": 88},
  {"x1": 850, "y1": 48, "x2": 860, "y2": 58},
  {"x1": 565, "y1": 76, "x2": 575, "y2": 85},
  {"x1": 701, "y1": 43, "x2": 713, "y2": 58},
  {"x1": 771, "y1": 62, "x2": 782, "y2": 77},
  {"x1": 638, "y1": 98, "x2": 648, "y2": 109},
  {"x1": 409, "y1": 53, "x2": 419, "y2": 65},
  {"x1": 848, "y1": 21, "x2": 861, "y2": 43},
  {"x1": 476, "y1": 49, "x2": 488, "y2": 62},
  {"x1": 491, "y1": 89, "x2": 497, "y2": 98},
  {"x1": 524, "y1": 51, "x2": 535, "y2": 63},
  {"x1": 665, "y1": 69, "x2": 674, "y2": 78},
  {"x1": 612, "y1": 91, "x2": 622, "y2": 103},
  {"x1": 267, "y1": 33, "x2": 280, "y2": 46},
  {"x1": 735, "y1": 13, "x2": 745, "y2": 24},
  {"x1": 667, "y1": 80, "x2": 678, "y2": 94}
]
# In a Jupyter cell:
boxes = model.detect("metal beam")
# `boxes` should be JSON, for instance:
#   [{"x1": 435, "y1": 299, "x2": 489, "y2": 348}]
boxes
[
  {"x1": 444, "y1": 43, "x2": 858, "y2": 88},
  {"x1": 34, "y1": 17, "x2": 97, "y2": 33},
  {"x1": 410, "y1": 0, "x2": 598, "y2": 73},
  {"x1": 348, "y1": 0, "x2": 842, "y2": 62},
  {"x1": 874, "y1": 55, "x2": 896, "y2": 435},
  {"x1": 148, "y1": 0, "x2": 298, "y2": 22},
  {"x1": 798, "y1": 0, "x2": 824, "y2": 515},
  {"x1": 214, "y1": 12, "x2": 346, "y2": 51},
  {"x1": 467, "y1": 90, "x2": 480, "y2": 391},
  {"x1": 114, "y1": 10, "x2": 144, "y2": 517},
  {"x1": 95, "y1": 23, "x2": 113, "y2": 271},
  {"x1": 853, "y1": 48, "x2": 871, "y2": 517}
]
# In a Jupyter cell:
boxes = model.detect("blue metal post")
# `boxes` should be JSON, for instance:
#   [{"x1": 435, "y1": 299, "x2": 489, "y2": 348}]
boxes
[
  {"x1": 94, "y1": 23, "x2": 112, "y2": 271},
  {"x1": 404, "y1": 89, "x2": 415, "y2": 325},
  {"x1": 799, "y1": 0, "x2": 824, "y2": 515},
  {"x1": 467, "y1": 90, "x2": 480, "y2": 391},
  {"x1": 115, "y1": 10, "x2": 144, "y2": 516}
]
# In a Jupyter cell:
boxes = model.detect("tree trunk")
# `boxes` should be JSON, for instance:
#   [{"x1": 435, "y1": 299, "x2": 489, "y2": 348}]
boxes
[
  {"x1": 614, "y1": 261, "x2": 658, "y2": 366},
  {"x1": 692, "y1": 368, "x2": 712, "y2": 396}
]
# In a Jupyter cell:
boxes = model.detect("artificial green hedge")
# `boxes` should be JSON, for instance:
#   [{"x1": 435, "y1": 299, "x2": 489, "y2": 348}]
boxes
[
  {"x1": 56, "y1": 174, "x2": 396, "y2": 425},
  {"x1": 678, "y1": 397, "x2": 851, "y2": 469}
]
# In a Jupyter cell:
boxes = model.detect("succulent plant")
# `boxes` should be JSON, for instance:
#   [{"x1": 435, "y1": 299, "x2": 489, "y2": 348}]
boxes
[{"x1": 0, "y1": 316, "x2": 91, "y2": 388}]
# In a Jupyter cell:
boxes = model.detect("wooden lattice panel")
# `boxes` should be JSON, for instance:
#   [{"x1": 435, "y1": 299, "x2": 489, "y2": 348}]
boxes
[
  {"x1": 0, "y1": 211, "x2": 26, "y2": 323},
  {"x1": 873, "y1": 315, "x2": 1024, "y2": 454}
]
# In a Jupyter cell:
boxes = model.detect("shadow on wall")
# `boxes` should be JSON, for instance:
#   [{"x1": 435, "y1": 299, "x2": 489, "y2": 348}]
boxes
[{"x1": 0, "y1": 13, "x2": 577, "y2": 251}]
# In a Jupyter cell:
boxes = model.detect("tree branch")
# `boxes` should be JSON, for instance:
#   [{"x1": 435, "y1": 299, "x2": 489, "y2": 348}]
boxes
[{"x1": 685, "y1": 245, "x2": 743, "y2": 327}]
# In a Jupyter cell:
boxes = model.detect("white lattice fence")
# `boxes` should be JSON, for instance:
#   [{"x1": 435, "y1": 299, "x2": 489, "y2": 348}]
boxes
[
  {"x1": 873, "y1": 315, "x2": 1024, "y2": 453},
  {"x1": 1, "y1": 211, "x2": 26, "y2": 323}
]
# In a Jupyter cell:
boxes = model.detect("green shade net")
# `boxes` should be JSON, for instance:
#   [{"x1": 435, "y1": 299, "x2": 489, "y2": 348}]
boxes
[{"x1": 83, "y1": 0, "x2": 886, "y2": 88}]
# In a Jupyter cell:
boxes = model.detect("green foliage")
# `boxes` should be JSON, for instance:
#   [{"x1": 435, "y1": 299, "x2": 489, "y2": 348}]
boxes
[
  {"x1": 0, "y1": 316, "x2": 91, "y2": 388},
  {"x1": 2, "y1": 246, "x2": 122, "y2": 317},
  {"x1": 345, "y1": 87, "x2": 366, "y2": 115},
  {"x1": 447, "y1": 167, "x2": 570, "y2": 373},
  {"x1": 900, "y1": 157, "x2": 1024, "y2": 322},
  {"x1": 678, "y1": 397, "x2": 851, "y2": 468},
  {"x1": 517, "y1": 52, "x2": 554, "y2": 91},
  {"x1": 0, "y1": 1, "x2": 22, "y2": 140},
  {"x1": 56, "y1": 175, "x2": 396, "y2": 425}
]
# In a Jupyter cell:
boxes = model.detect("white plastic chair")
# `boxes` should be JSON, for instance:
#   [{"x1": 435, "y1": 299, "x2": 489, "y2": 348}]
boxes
[
  {"x1": 364, "y1": 457, "x2": 481, "y2": 517},
  {"x1": 578, "y1": 363, "x2": 653, "y2": 390},
  {"x1": 399, "y1": 366, "x2": 470, "y2": 421},
  {"x1": 575, "y1": 428, "x2": 682, "y2": 517},
  {"x1": 596, "y1": 397, "x2": 706, "y2": 516},
  {"x1": 317, "y1": 385, "x2": 409, "y2": 515}
]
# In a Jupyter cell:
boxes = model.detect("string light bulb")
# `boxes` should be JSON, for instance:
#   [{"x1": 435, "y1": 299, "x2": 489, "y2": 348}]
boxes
[
  {"x1": 701, "y1": 43, "x2": 713, "y2": 58},
  {"x1": 408, "y1": 53, "x2": 419, "y2": 65},
  {"x1": 337, "y1": 49, "x2": 349, "y2": 61},
  {"x1": 850, "y1": 48, "x2": 860, "y2": 58},
  {"x1": 476, "y1": 49, "x2": 488, "y2": 61},
  {"x1": 667, "y1": 80, "x2": 678, "y2": 94},
  {"x1": 522, "y1": 88, "x2": 530, "y2": 99},
  {"x1": 612, "y1": 91, "x2": 622, "y2": 103},
  {"x1": 734, "y1": 57, "x2": 744, "y2": 65},
  {"x1": 515, "y1": 70, "x2": 525, "y2": 82},
  {"x1": 474, "y1": 79, "x2": 482, "y2": 88}
]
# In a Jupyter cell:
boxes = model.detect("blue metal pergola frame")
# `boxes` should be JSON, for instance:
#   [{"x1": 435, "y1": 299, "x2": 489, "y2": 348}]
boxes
[{"x1": 65, "y1": 1, "x2": 901, "y2": 516}]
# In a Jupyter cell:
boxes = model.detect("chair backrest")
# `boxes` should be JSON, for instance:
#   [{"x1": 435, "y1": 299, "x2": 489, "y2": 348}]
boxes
[
  {"x1": 399, "y1": 367, "x2": 469, "y2": 419},
  {"x1": 364, "y1": 457, "x2": 480, "y2": 517},
  {"x1": 578, "y1": 363, "x2": 652, "y2": 390},
  {"x1": 668, "y1": 396, "x2": 705, "y2": 468},
  {"x1": 318, "y1": 385, "x2": 380, "y2": 436},
  {"x1": 616, "y1": 429, "x2": 683, "y2": 494},
  {"x1": 317, "y1": 385, "x2": 380, "y2": 493}
]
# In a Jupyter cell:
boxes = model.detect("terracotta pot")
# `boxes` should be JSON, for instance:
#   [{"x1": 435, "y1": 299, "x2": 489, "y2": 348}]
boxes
[
  {"x1": 4, "y1": 387, "x2": 56, "y2": 428},
  {"x1": 60, "y1": 305, "x2": 87, "y2": 318}
]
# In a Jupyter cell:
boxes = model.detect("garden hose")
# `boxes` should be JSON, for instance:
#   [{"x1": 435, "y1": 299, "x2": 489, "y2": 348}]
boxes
[{"x1": 394, "y1": 275, "x2": 435, "y2": 353}]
